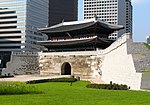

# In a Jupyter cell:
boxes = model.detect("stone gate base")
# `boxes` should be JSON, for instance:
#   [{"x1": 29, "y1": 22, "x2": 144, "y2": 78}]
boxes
[{"x1": 39, "y1": 51, "x2": 102, "y2": 79}]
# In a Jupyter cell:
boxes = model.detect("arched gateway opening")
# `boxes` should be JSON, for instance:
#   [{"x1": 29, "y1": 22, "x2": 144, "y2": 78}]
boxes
[{"x1": 61, "y1": 62, "x2": 71, "y2": 75}]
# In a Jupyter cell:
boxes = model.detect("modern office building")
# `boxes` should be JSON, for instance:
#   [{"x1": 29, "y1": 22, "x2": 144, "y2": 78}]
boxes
[
  {"x1": 84, "y1": 0, "x2": 132, "y2": 40},
  {"x1": 49, "y1": 0, "x2": 78, "y2": 26},
  {"x1": 0, "y1": 0, "x2": 49, "y2": 51},
  {"x1": 0, "y1": 0, "x2": 49, "y2": 68},
  {"x1": 126, "y1": 0, "x2": 132, "y2": 34}
]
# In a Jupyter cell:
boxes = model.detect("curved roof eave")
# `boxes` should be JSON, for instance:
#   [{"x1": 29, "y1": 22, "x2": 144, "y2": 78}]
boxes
[
  {"x1": 97, "y1": 19, "x2": 124, "y2": 30},
  {"x1": 39, "y1": 22, "x2": 96, "y2": 33},
  {"x1": 38, "y1": 18, "x2": 124, "y2": 33}
]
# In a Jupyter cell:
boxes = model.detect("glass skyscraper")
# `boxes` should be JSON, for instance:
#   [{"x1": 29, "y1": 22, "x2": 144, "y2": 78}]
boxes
[
  {"x1": 49, "y1": 0, "x2": 78, "y2": 26},
  {"x1": 0, "y1": 0, "x2": 49, "y2": 68},
  {"x1": 0, "y1": 0, "x2": 49, "y2": 52}
]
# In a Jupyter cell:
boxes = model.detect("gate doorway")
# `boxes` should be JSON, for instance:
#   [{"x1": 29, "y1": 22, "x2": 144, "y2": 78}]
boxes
[{"x1": 61, "y1": 62, "x2": 71, "y2": 75}]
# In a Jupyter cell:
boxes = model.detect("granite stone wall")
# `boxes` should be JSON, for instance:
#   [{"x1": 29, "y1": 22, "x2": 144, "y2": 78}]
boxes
[
  {"x1": 127, "y1": 42, "x2": 150, "y2": 72},
  {"x1": 2, "y1": 52, "x2": 40, "y2": 75},
  {"x1": 39, "y1": 53, "x2": 102, "y2": 79},
  {"x1": 2, "y1": 51, "x2": 102, "y2": 80}
]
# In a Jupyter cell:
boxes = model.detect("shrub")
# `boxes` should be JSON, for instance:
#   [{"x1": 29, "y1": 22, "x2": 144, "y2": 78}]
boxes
[
  {"x1": 0, "y1": 75, "x2": 14, "y2": 78},
  {"x1": 144, "y1": 43, "x2": 150, "y2": 50},
  {"x1": 0, "y1": 81, "x2": 41, "y2": 95},
  {"x1": 26, "y1": 77, "x2": 77, "y2": 84},
  {"x1": 86, "y1": 83, "x2": 129, "y2": 90}
]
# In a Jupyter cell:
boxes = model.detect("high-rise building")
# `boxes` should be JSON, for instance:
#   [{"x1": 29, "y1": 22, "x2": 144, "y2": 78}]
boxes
[
  {"x1": 0, "y1": 0, "x2": 49, "y2": 68},
  {"x1": 126, "y1": 0, "x2": 132, "y2": 34},
  {"x1": 0, "y1": 0, "x2": 49, "y2": 52},
  {"x1": 49, "y1": 0, "x2": 78, "y2": 26},
  {"x1": 84, "y1": 0, "x2": 132, "y2": 40}
]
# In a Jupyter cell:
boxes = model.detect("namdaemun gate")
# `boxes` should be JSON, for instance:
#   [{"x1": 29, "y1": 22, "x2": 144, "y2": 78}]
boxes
[
  {"x1": 2, "y1": 18, "x2": 150, "y2": 90},
  {"x1": 38, "y1": 18, "x2": 123, "y2": 51}
]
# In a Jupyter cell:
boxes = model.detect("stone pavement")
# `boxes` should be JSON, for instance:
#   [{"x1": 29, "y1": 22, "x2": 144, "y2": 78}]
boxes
[{"x1": 0, "y1": 75, "x2": 70, "y2": 82}]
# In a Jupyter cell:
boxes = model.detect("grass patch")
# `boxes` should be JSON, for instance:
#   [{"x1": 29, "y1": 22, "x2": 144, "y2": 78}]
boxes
[
  {"x1": 142, "y1": 70, "x2": 150, "y2": 74},
  {"x1": 0, "y1": 81, "x2": 150, "y2": 105},
  {"x1": 144, "y1": 43, "x2": 150, "y2": 50},
  {"x1": 0, "y1": 81, "x2": 41, "y2": 95}
]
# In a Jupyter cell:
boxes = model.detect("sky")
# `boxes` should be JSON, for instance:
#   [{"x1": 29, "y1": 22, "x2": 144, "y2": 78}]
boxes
[{"x1": 78, "y1": 0, "x2": 150, "y2": 42}]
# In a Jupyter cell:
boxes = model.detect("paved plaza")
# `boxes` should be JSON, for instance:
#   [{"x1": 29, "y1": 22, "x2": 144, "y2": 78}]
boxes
[{"x1": 0, "y1": 75, "x2": 70, "y2": 82}]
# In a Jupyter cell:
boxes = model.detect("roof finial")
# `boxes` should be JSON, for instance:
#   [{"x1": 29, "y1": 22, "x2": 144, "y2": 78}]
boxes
[
  {"x1": 94, "y1": 14, "x2": 98, "y2": 20},
  {"x1": 62, "y1": 19, "x2": 64, "y2": 23}
]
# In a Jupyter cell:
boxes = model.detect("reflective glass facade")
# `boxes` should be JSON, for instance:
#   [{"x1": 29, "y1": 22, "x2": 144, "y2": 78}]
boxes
[
  {"x1": 0, "y1": 0, "x2": 49, "y2": 51},
  {"x1": 49, "y1": 0, "x2": 78, "y2": 26}
]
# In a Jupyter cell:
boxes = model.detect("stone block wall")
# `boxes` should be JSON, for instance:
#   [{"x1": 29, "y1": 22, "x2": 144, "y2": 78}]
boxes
[
  {"x1": 127, "y1": 42, "x2": 150, "y2": 54},
  {"x1": 132, "y1": 54, "x2": 150, "y2": 72},
  {"x1": 127, "y1": 42, "x2": 150, "y2": 72},
  {"x1": 39, "y1": 52, "x2": 102, "y2": 79},
  {"x1": 2, "y1": 52, "x2": 40, "y2": 75},
  {"x1": 2, "y1": 51, "x2": 102, "y2": 80}
]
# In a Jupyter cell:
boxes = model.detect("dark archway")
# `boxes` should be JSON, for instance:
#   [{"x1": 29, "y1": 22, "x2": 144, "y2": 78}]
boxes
[{"x1": 61, "y1": 62, "x2": 71, "y2": 75}]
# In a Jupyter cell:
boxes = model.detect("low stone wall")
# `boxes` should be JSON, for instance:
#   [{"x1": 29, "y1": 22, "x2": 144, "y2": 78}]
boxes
[
  {"x1": 2, "y1": 51, "x2": 102, "y2": 79},
  {"x1": 2, "y1": 52, "x2": 40, "y2": 75}
]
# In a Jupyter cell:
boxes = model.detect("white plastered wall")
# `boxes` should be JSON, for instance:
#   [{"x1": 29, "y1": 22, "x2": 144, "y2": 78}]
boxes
[{"x1": 100, "y1": 34, "x2": 142, "y2": 90}]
